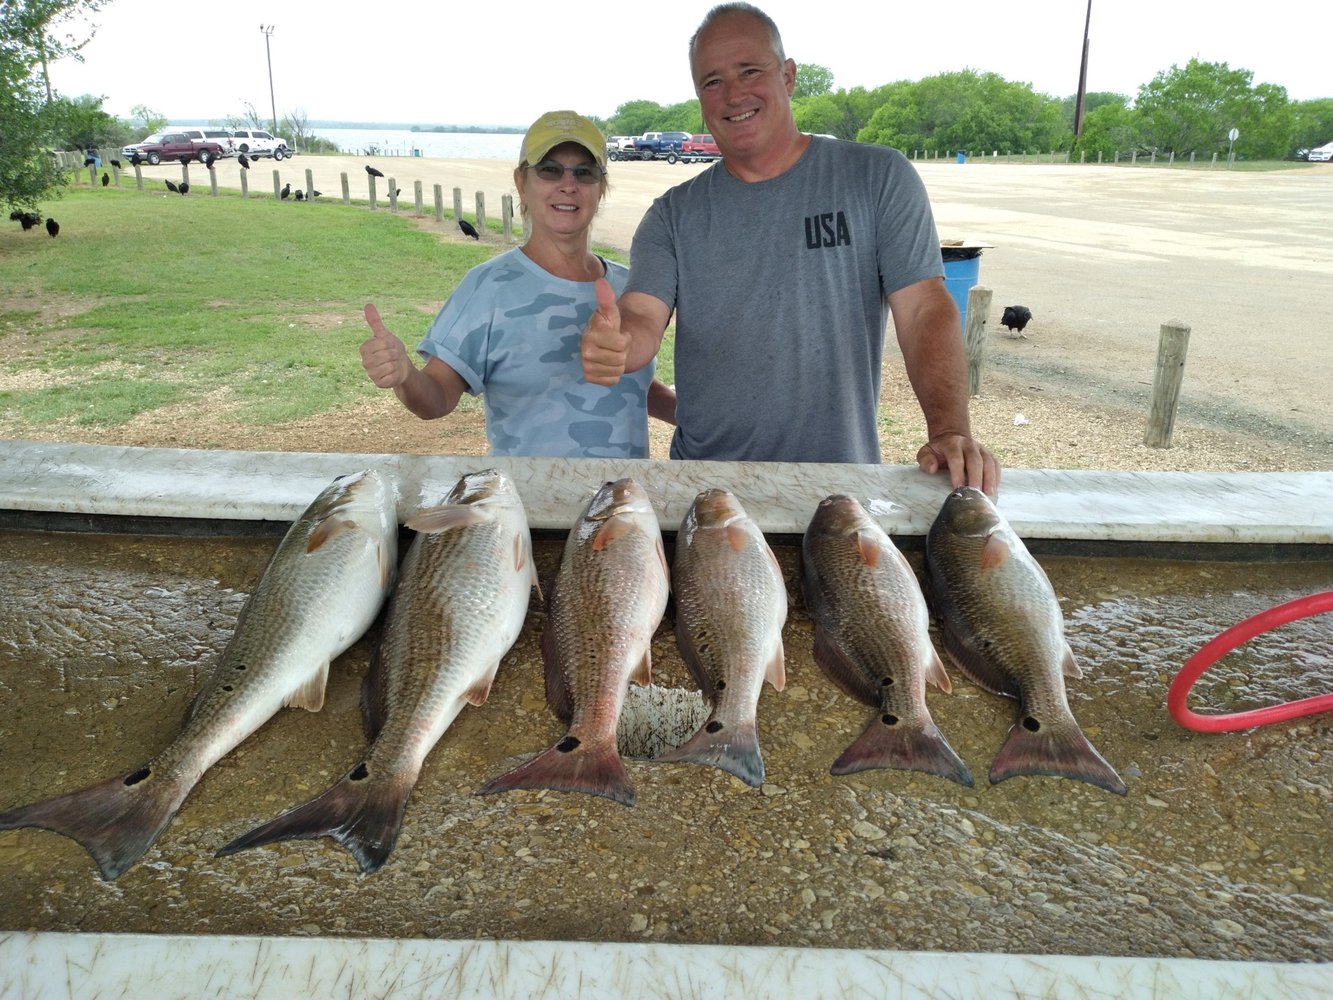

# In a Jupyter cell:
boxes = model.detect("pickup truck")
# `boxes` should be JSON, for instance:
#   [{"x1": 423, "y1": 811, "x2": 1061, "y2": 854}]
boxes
[
  {"x1": 122, "y1": 132, "x2": 226, "y2": 166},
  {"x1": 681, "y1": 133, "x2": 721, "y2": 161},
  {"x1": 230, "y1": 128, "x2": 292, "y2": 160},
  {"x1": 609, "y1": 130, "x2": 690, "y2": 163}
]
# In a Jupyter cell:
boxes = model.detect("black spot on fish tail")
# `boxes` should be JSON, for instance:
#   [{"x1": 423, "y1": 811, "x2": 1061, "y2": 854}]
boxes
[
  {"x1": 989, "y1": 713, "x2": 1127, "y2": 795},
  {"x1": 476, "y1": 737, "x2": 635, "y2": 806},
  {"x1": 656, "y1": 717, "x2": 764, "y2": 788},
  {"x1": 216, "y1": 767, "x2": 415, "y2": 874},
  {"x1": 881, "y1": 714, "x2": 899, "y2": 726},
  {"x1": 715, "y1": 680, "x2": 727, "y2": 691},
  {"x1": 0, "y1": 767, "x2": 192, "y2": 880},
  {"x1": 557, "y1": 736, "x2": 581, "y2": 753}
]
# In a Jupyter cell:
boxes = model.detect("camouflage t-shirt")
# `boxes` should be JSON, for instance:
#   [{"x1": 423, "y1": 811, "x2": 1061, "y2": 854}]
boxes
[{"x1": 417, "y1": 248, "x2": 653, "y2": 458}]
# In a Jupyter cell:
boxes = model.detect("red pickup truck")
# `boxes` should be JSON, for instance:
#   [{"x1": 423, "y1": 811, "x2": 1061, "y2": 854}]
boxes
[
  {"x1": 121, "y1": 132, "x2": 225, "y2": 166},
  {"x1": 681, "y1": 133, "x2": 721, "y2": 161}
]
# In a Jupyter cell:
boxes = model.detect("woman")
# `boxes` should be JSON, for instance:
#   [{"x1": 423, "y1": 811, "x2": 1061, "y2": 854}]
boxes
[{"x1": 360, "y1": 110, "x2": 675, "y2": 457}]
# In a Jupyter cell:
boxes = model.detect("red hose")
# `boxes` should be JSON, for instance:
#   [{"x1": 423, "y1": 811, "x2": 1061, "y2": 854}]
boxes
[{"x1": 1167, "y1": 591, "x2": 1333, "y2": 733}]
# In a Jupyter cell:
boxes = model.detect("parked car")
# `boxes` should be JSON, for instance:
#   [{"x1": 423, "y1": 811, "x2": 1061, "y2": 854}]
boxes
[
  {"x1": 121, "y1": 132, "x2": 225, "y2": 166},
  {"x1": 1307, "y1": 142, "x2": 1333, "y2": 162},
  {"x1": 176, "y1": 127, "x2": 236, "y2": 158},
  {"x1": 681, "y1": 133, "x2": 720, "y2": 161},
  {"x1": 230, "y1": 128, "x2": 292, "y2": 159}
]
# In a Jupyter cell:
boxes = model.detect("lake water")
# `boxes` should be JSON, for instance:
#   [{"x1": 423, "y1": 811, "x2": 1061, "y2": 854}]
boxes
[{"x1": 173, "y1": 124, "x2": 523, "y2": 160}]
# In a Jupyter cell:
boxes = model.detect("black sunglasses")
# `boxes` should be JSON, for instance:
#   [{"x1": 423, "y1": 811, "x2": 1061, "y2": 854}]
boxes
[{"x1": 527, "y1": 160, "x2": 605, "y2": 184}]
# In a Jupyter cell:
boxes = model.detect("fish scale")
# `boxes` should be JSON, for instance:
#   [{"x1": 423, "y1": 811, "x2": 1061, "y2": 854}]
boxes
[
  {"x1": 218, "y1": 469, "x2": 537, "y2": 872},
  {"x1": 0, "y1": 470, "x2": 399, "y2": 880},
  {"x1": 479, "y1": 478, "x2": 668, "y2": 806},
  {"x1": 801, "y1": 494, "x2": 972, "y2": 786},
  {"x1": 658, "y1": 488, "x2": 787, "y2": 787},
  {"x1": 925, "y1": 486, "x2": 1127, "y2": 795}
]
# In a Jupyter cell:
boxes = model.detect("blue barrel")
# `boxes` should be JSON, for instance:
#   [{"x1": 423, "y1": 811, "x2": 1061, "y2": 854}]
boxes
[
  {"x1": 943, "y1": 256, "x2": 981, "y2": 328},
  {"x1": 956, "y1": 151, "x2": 966, "y2": 164}
]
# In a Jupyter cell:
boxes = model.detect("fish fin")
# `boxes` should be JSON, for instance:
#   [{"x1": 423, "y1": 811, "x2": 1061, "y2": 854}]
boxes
[
  {"x1": 979, "y1": 530, "x2": 1010, "y2": 571},
  {"x1": 938, "y1": 623, "x2": 1020, "y2": 698},
  {"x1": 0, "y1": 766, "x2": 192, "y2": 881},
  {"x1": 631, "y1": 649, "x2": 652, "y2": 687},
  {"x1": 673, "y1": 617, "x2": 714, "y2": 694},
  {"x1": 830, "y1": 714, "x2": 974, "y2": 787},
  {"x1": 306, "y1": 517, "x2": 355, "y2": 553},
  {"x1": 541, "y1": 617, "x2": 574, "y2": 724},
  {"x1": 854, "y1": 530, "x2": 881, "y2": 569},
  {"x1": 1061, "y1": 641, "x2": 1083, "y2": 679},
  {"x1": 810, "y1": 624, "x2": 881, "y2": 706},
  {"x1": 925, "y1": 648, "x2": 952, "y2": 694},
  {"x1": 989, "y1": 712, "x2": 1127, "y2": 795},
  {"x1": 216, "y1": 762, "x2": 415, "y2": 874},
  {"x1": 657, "y1": 717, "x2": 765, "y2": 788},
  {"x1": 477, "y1": 735, "x2": 635, "y2": 806},
  {"x1": 361, "y1": 645, "x2": 390, "y2": 740},
  {"x1": 284, "y1": 660, "x2": 329, "y2": 712},
  {"x1": 404, "y1": 504, "x2": 489, "y2": 534},
  {"x1": 591, "y1": 513, "x2": 635, "y2": 551},
  {"x1": 378, "y1": 537, "x2": 395, "y2": 590},
  {"x1": 725, "y1": 522, "x2": 749, "y2": 553},
  {"x1": 766, "y1": 640, "x2": 787, "y2": 692},
  {"x1": 463, "y1": 666, "x2": 499, "y2": 708}
]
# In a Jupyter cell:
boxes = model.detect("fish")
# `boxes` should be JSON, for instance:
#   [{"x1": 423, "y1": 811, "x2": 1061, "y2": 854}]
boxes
[
  {"x1": 925, "y1": 486, "x2": 1126, "y2": 795},
  {"x1": 217, "y1": 469, "x2": 537, "y2": 873},
  {"x1": 801, "y1": 495, "x2": 973, "y2": 787},
  {"x1": 0, "y1": 470, "x2": 399, "y2": 879},
  {"x1": 657, "y1": 488, "x2": 786, "y2": 787},
  {"x1": 478, "y1": 478, "x2": 668, "y2": 806}
]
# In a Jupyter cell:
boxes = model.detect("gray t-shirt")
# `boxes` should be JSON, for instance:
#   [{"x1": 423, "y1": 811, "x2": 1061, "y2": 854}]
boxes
[
  {"x1": 626, "y1": 136, "x2": 943, "y2": 463},
  {"x1": 418, "y1": 247, "x2": 653, "y2": 458}
]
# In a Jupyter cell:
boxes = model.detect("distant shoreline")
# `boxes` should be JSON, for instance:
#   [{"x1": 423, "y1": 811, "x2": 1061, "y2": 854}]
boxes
[{"x1": 169, "y1": 120, "x2": 526, "y2": 134}]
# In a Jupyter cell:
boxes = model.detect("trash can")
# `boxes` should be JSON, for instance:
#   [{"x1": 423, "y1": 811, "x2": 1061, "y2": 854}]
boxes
[
  {"x1": 940, "y1": 241, "x2": 993, "y2": 329},
  {"x1": 412, "y1": 148, "x2": 422, "y2": 157},
  {"x1": 956, "y1": 151, "x2": 966, "y2": 164}
]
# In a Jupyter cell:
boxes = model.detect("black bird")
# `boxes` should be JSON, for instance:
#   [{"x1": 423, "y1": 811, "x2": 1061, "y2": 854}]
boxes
[
  {"x1": 129, "y1": 153, "x2": 141, "y2": 166},
  {"x1": 45, "y1": 217, "x2": 59, "y2": 238},
  {"x1": 101, "y1": 172, "x2": 110, "y2": 187},
  {"x1": 365, "y1": 164, "x2": 384, "y2": 178},
  {"x1": 178, "y1": 182, "x2": 189, "y2": 195},
  {"x1": 309, "y1": 189, "x2": 322, "y2": 198},
  {"x1": 14, "y1": 211, "x2": 41, "y2": 231},
  {"x1": 458, "y1": 219, "x2": 479, "y2": 240},
  {"x1": 110, "y1": 159, "x2": 123, "y2": 170},
  {"x1": 294, "y1": 189, "x2": 304, "y2": 201},
  {"x1": 238, "y1": 153, "x2": 250, "y2": 170},
  {"x1": 1000, "y1": 305, "x2": 1033, "y2": 337},
  {"x1": 83, "y1": 157, "x2": 96, "y2": 167},
  {"x1": 179, "y1": 153, "x2": 193, "y2": 165},
  {"x1": 280, "y1": 183, "x2": 291, "y2": 200},
  {"x1": 164, "y1": 179, "x2": 179, "y2": 193}
]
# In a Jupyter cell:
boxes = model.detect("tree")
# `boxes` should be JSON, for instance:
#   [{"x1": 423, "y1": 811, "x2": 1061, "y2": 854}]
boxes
[
  {"x1": 130, "y1": 103, "x2": 167, "y2": 134},
  {"x1": 7, "y1": 0, "x2": 111, "y2": 102},
  {"x1": 46, "y1": 92, "x2": 118, "y2": 149},
  {"x1": 793, "y1": 62, "x2": 834, "y2": 100},
  {"x1": 1292, "y1": 98, "x2": 1333, "y2": 155},
  {"x1": 1075, "y1": 102, "x2": 1142, "y2": 159},
  {"x1": 858, "y1": 71, "x2": 1066, "y2": 154},
  {"x1": 1134, "y1": 58, "x2": 1295, "y2": 159},
  {"x1": 793, "y1": 84, "x2": 897, "y2": 140}
]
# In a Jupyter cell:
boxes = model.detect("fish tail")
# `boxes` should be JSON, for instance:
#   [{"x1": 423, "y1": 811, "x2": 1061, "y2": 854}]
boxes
[
  {"x1": 477, "y1": 734, "x2": 635, "y2": 807},
  {"x1": 656, "y1": 716, "x2": 765, "y2": 788},
  {"x1": 989, "y1": 717, "x2": 1127, "y2": 795},
  {"x1": 0, "y1": 767, "x2": 191, "y2": 881},
  {"x1": 830, "y1": 715, "x2": 974, "y2": 787},
  {"x1": 215, "y1": 764, "x2": 414, "y2": 874}
]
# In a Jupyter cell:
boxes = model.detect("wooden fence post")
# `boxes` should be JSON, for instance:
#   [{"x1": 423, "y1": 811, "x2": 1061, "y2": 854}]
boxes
[
  {"x1": 272, "y1": 169, "x2": 282, "y2": 199},
  {"x1": 388, "y1": 177, "x2": 399, "y2": 213},
  {"x1": 453, "y1": 187, "x2": 463, "y2": 225},
  {"x1": 240, "y1": 170, "x2": 249, "y2": 198},
  {"x1": 305, "y1": 168, "x2": 314, "y2": 199},
  {"x1": 340, "y1": 172, "x2": 350, "y2": 205},
  {"x1": 368, "y1": 176, "x2": 377, "y2": 209},
  {"x1": 208, "y1": 164, "x2": 219, "y2": 196},
  {"x1": 502, "y1": 195, "x2": 514, "y2": 242},
  {"x1": 964, "y1": 286, "x2": 992, "y2": 397},
  {"x1": 475, "y1": 191, "x2": 486, "y2": 231},
  {"x1": 434, "y1": 184, "x2": 443, "y2": 223},
  {"x1": 1144, "y1": 320, "x2": 1191, "y2": 448},
  {"x1": 413, "y1": 180, "x2": 423, "y2": 216}
]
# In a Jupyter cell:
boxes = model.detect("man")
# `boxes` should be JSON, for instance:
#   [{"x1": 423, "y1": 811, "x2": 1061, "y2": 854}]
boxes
[{"x1": 581, "y1": 2, "x2": 998, "y2": 494}]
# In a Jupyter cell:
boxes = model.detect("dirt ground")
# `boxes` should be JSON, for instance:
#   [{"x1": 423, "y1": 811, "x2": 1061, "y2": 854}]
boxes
[{"x1": 16, "y1": 154, "x2": 1333, "y2": 473}]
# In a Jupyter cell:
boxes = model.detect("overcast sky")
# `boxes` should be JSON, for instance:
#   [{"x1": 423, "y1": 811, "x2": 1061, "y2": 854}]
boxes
[{"x1": 46, "y1": 0, "x2": 1329, "y2": 127}]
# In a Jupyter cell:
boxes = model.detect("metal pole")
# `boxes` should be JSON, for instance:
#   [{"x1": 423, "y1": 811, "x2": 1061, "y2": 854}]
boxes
[{"x1": 260, "y1": 25, "x2": 277, "y2": 133}]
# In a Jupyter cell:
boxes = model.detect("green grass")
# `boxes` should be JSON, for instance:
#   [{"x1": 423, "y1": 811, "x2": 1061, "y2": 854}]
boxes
[{"x1": 0, "y1": 186, "x2": 493, "y2": 429}]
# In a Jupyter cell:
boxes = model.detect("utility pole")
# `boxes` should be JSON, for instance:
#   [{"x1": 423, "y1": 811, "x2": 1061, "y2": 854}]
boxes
[
  {"x1": 260, "y1": 25, "x2": 277, "y2": 133},
  {"x1": 1073, "y1": 0, "x2": 1092, "y2": 140}
]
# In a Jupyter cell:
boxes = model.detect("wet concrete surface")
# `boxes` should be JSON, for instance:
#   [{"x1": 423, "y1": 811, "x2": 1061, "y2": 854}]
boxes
[{"x1": 0, "y1": 527, "x2": 1329, "y2": 960}]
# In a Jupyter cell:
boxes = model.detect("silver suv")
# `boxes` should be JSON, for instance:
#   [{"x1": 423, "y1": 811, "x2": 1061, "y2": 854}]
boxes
[
  {"x1": 177, "y1": 128, "x2": 236, "y2": 158},
  {"x1": 230, "y1": 128, "x2": 292, "y2": 159}
]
